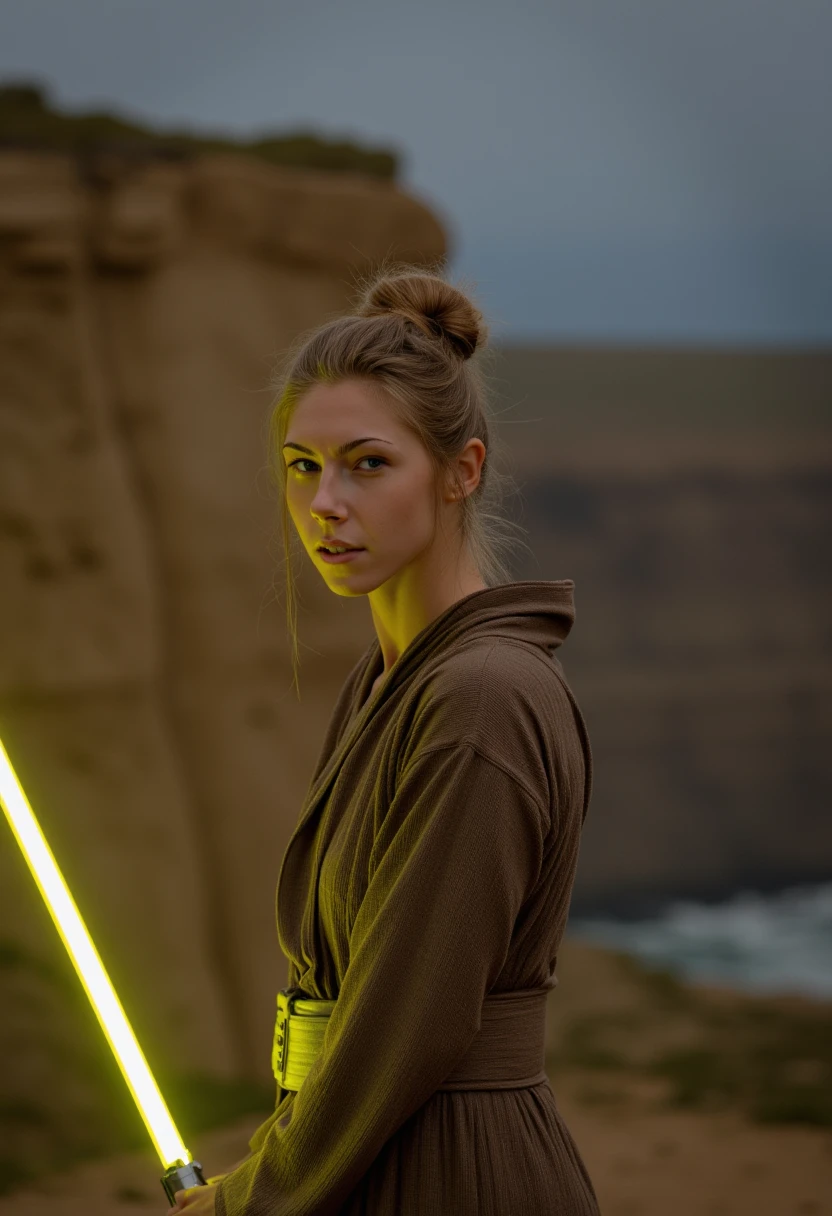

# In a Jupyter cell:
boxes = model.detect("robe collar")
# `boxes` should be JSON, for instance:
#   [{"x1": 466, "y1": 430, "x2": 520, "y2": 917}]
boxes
[
  {"x1": 298, "y1": 580, "x2": 574, "y2": 842},
  {"x1": 357, "y1": 578, "x2": 575, "y2": 702}
]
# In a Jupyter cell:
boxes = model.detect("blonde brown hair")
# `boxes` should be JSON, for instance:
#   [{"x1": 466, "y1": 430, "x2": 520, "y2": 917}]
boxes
[{"x1": 266, "y1": 257, "x2": 531, "y2": 696}]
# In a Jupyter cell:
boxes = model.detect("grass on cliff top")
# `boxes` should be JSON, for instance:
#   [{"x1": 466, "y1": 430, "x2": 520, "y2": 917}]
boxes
[
  {"x1": 0, "y1": 81, "x2": 398, "y2": 179},
  {"x1": 547, "y1": 948, "x2": 832, "y2": 1129}
]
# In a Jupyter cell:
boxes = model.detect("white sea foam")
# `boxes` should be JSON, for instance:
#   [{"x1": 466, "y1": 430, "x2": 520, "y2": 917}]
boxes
[{"x1": 567, "y1": 882, "x2": 832, "y2": 1000}]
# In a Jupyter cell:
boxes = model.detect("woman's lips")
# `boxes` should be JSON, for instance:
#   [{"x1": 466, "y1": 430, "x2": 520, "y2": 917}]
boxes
[{"x1": 318, "y1": 547, "x2": 365, "y2": 564}]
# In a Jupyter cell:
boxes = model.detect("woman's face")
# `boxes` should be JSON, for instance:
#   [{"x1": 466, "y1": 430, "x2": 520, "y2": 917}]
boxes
[{"x1": 283, "y1": 378, "x2": 453, "y2": 597}]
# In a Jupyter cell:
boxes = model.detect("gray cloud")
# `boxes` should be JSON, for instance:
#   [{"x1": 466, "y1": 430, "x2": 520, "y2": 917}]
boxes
[{"x1": 1, "y1": 0, "x2": 829, "y2": 342}]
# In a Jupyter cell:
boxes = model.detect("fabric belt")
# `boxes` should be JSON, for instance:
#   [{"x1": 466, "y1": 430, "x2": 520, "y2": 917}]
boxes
[{"x1": 272, "y1": 984, "x2": 550, "y2": 1093}]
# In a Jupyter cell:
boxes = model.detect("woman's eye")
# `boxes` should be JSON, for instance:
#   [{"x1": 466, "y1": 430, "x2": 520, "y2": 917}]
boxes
[{"x1": 288, "y1": 456, "x2": 386, "y2": 474}]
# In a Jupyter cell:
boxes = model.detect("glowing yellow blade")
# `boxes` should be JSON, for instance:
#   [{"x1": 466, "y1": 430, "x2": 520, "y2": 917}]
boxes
[{"x1": 0, "y1": 734, "x2": 190, "y2": 1169}]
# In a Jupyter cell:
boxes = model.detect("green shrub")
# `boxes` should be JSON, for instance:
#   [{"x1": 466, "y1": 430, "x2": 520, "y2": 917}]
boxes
[{"x1": 0, "y1": 81, "x2": 399, "y2": 179}]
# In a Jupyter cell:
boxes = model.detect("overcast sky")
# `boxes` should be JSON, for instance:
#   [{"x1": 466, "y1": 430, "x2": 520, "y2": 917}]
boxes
[{"x1": 2, "y1": 0, "x2": 830, "y2": 345}]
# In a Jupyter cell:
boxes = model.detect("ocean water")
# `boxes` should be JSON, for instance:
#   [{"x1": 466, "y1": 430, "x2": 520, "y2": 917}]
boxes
[{"x1": 567, "y1": 881, "x2": 832, "y2": 1001}]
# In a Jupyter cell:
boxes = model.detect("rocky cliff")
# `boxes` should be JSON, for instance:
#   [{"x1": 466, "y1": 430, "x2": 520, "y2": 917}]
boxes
[{"x1": 0, "y1": 148, "x2": 445, "y2": 1183}]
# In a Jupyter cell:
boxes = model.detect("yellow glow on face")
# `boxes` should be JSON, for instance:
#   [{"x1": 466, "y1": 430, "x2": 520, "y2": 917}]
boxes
[{"x1": 0, "y1": 735, "x2": 191, "y2": 1170}]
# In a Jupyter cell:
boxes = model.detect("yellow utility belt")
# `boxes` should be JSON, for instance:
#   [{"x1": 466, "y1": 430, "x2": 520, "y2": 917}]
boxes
[
  {"x1": 272, "y1": 990, "x2": 337, "y2": 1092},
  {"x1": 272, "y1": 983, "x2": 551, "y2": 1093}
]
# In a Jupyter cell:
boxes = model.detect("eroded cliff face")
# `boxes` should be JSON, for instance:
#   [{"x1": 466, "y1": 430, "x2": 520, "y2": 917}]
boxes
[
  {"x1": 489, "y1": 345, "x2": 832, "y2": 917},
  {"x1": 0, "y1": 148, "x2": 447, "y2": 1162}
]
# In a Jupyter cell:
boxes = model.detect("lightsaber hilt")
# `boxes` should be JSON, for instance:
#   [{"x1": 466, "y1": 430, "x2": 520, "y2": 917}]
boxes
[{"x1": 161, "y1": 1158, "x2": 207, "y2": 1204}]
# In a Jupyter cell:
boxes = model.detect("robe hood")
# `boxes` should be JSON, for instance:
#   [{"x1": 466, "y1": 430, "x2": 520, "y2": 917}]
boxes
[
  {"x1": 364, "y1": 579, "x2": 576, "y2": 693},
  {"x1": 291, "y1": 580, "x2": 578, "y2": 844}
]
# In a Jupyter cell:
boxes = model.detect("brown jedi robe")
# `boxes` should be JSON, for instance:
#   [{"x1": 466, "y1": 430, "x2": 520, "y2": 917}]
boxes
[{"x1": 215, "y1": 580, "x2": 600, "y2": 1215}]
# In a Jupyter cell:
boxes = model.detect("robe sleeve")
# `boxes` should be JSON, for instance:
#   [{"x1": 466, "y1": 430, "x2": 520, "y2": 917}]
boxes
[{"x1": 214, "y1": 740, "x2": 546, "y2": 1216}]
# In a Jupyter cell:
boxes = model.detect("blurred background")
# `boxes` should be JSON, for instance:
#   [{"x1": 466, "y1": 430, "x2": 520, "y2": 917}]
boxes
[{"x1": 0, "y1": 2, "x2": 830, "y2": 1212}]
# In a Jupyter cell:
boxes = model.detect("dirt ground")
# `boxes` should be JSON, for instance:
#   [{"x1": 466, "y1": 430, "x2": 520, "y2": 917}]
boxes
[
  {"x1": 3, "y1": 939, "x2": 830, "y2": 1214},
  {"x1": 1, "y1": 1079, "x2": 829, "y2": 1216}
]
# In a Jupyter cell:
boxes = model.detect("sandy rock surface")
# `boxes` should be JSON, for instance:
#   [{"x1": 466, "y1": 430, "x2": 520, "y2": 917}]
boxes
[{"x1": 0, "y1": 149, "x2": 445, "y2": 1107}]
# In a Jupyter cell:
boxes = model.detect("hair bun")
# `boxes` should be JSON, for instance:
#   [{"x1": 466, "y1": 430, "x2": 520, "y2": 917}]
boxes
[{"x1": 358, "y1": 270, "x2": 485, "y2": 360}]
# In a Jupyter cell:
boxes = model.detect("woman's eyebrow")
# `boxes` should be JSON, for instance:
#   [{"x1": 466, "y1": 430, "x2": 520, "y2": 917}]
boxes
[{"x1": 282, "y1": 437, "x2": 395, "y2": 457}]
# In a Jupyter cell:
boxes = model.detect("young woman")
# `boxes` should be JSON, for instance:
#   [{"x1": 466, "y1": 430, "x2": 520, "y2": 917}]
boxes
[{"x1": 170, "y1": 265, "x2": 600, "y2": 1215}]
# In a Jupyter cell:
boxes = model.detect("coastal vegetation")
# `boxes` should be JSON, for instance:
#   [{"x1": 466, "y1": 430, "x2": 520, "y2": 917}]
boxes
[{"x1": 0, "y1": 82, "x2": 398, "y2": 178}]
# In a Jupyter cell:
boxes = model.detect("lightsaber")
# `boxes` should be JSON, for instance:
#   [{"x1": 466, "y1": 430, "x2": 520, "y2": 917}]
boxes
[{"x1": 0, "y1": 734, "x2": 208, "y2": 1204}]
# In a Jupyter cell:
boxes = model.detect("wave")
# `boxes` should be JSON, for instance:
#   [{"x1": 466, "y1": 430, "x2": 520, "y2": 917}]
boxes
[{"x1": 567, "y1": 881, "x2": 832, "y2": 999}]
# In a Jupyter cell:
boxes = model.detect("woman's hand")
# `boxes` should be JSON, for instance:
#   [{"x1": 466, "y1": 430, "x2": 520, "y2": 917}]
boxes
[
  {"x1": 166, "y1": 1181, "x2": 218, "y2": 1213},
  {"x1": 167, "y1": 1150, "x2": 251, "y2": 1210}
]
